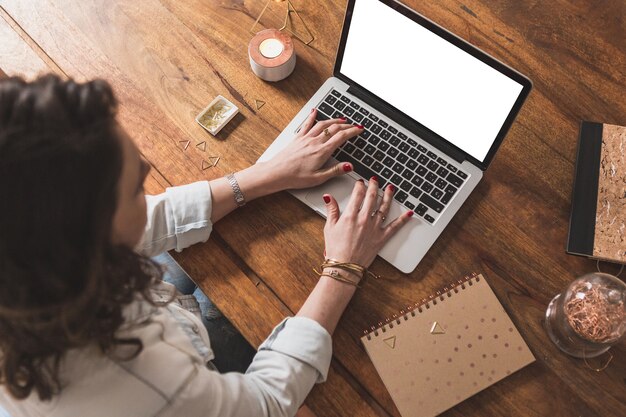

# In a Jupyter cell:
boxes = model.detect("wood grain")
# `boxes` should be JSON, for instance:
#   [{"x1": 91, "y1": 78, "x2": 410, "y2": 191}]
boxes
[
  {"x1": 0, "y1": 7, "x2": 53, "y2": 79},
  {"x1": 0, "y1": 0, "x2": 624, "y2": 416}
]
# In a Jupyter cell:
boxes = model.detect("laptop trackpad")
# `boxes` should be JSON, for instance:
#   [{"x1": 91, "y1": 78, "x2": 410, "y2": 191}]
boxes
[
  {"x1": 304, "y1": 175, "x2": 406, "y2": 224},
  {"x1": 304, "y1": 175, "x2": 355, "y2": 216}
]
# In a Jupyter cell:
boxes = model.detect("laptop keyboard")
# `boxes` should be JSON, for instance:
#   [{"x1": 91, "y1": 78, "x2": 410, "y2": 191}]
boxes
[{"x1": 315, "y1": 89, "x2": 469, "y2": 224}]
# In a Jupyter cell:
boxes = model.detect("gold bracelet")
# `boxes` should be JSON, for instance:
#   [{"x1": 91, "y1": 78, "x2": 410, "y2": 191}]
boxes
[
  {"x1": 322, "y1": 259, "x2": 382, "y2": 280},
  {"x1": 319, "y1": 269, "x2": 361, "y2": 288},
  {"x1": 313, "y1": 264, "x2": 363, "y2": 282},
  {"x1": 320, "y1": 260, "x2": 365, "y2": 278}
]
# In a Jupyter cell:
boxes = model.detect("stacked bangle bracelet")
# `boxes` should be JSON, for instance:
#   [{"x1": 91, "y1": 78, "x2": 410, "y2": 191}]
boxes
[{"x1": 313, "y1": 259, "x2": 382, "y2": 288}]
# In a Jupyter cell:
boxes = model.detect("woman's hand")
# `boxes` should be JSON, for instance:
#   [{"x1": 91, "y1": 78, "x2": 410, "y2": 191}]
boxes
[
  {"x1": 323, "y1": 177, "x2": 413, "y2": 267},
  {"x1": 295, "y1": 178, "x2": 413, "y2": 335},
  {"x1": 265, "y1": 108, "x2": 363, "y2": 191}
]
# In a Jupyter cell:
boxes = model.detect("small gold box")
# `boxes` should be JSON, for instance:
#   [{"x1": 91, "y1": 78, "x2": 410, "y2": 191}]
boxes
[{"x1": 195, "y1": 95, "x2": 239, "y2": 136}]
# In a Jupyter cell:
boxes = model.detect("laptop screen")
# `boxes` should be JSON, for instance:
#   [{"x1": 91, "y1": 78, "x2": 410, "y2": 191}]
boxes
[{"x1": 338, "y1": 0, "x2": 526, "y2": 164}]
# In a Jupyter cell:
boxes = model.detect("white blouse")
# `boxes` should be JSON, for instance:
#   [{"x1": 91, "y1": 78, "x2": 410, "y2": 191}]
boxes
[{"x1": 1, "y1": 181, "x2": 333, "y2": 417}]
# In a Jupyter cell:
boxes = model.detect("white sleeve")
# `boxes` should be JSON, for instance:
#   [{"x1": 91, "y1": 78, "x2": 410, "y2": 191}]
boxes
[
  {"x1": 161, "y1": 317, "x2": 333, "y2": 417},
  {"x1": 136, "y1": 181, "x2": 213, "y2": 257}
]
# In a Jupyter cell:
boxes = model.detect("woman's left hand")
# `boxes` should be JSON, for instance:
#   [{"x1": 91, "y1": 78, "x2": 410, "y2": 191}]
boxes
[{"x1": 264, "y1": 108, "x2": 363, "y2": 191}]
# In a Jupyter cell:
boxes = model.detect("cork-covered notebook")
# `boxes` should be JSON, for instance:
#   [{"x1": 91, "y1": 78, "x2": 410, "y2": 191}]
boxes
[
  {"x1": 567, "y1": 122, "x2": 626, "y2": 264},
  {"x1": 361, "y1": 274, "x2": 534, "y2": 417}
]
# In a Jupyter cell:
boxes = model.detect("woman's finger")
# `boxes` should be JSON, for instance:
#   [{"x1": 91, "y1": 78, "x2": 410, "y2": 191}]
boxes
[
  {"x1": 314, "y1": 122, "x2": 353, "y2": 142},
  {"x1": 359, "y1": 176, "x2": 380, "y2": 218},
  {"x1": 376, "y1": 184, "x2": 396, "y2": 224},
  {"x1": 323, "y1": 193, "x2": 340, "y2": 225},
  {"x1": 314, "y1": 162, "x2": 353, "y2": 183},
  {"x1": 308, "y1": 117, "x2": 347, "y2": 137},
  {"x1": 344, "y1": 180, "x2": 367, "y2": 217},
  {"x1": 325, "y1": 125, "x2": 363, "y2": 150},
  {"x1": 296, "y1": 108, "x2": 318, "y2": 136},
  {"x1": 383, "y1": 210, "x2": 414, "y2": 240}
]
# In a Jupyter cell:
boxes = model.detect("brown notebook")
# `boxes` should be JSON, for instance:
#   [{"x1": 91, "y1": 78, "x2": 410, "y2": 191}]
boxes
[
  {"x1": 567, "y1": 122, "x2": 626, "y2": 264},
  {"x1": 361, "y1": 274, "x2": 534, "y2": 417}
]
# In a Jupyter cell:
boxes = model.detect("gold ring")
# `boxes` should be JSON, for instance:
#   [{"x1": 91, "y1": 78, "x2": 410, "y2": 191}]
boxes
[
  {"x1": 324, "y1": 128, "x2": 331, "y2": 137},
  {"x1": 370, "y1": 209, "x2": 378, "y2": 218},
  {"x1": 381, "y1": 215, "x2": 387, "y2": 222}
]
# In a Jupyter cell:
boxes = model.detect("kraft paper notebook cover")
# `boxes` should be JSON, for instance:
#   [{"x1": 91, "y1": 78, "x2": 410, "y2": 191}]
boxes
[
  {"x1": 361, "y1": 274, "x2": 535, "y2": 417},
  {"x1": 567, "y1": 122, "x2": 626, "y2": 264}
]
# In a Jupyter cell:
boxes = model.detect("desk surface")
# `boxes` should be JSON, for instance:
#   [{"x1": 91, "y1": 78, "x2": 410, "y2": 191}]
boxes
[{"x1": 1, "y1": 1, "x2": 625, "y2": 416}]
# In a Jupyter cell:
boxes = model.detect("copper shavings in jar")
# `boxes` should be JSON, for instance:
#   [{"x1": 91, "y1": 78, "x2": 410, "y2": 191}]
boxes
[{"x1": 565, "y1": 281, "x2": 625, "y2": 343}]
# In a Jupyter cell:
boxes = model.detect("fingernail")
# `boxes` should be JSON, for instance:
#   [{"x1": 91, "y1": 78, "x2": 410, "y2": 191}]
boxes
[
  {"x1": 355, "y1": 124, "x2": 364, "y2": 129},
  {"x1": 407, "y1": 210, "x2": 414, "y2": 217},
  {"x1": 323, "y1": 249, "x2": 326, "y2": 257},
  {"x1": 311, "y1": 108, "x2": 315, "y2": 113},
  {"x1": 388, "y1": 184, "x2": 396, "y2": 192},
  {"x1": 342, "y1": 163, "x2": 352, "y2": 172},
  {"x1": 340, "y1": 117, "x2": 347, "y2": 121},
  {"x1": 371, "y1": 176, "x2": 378, "y2": 182},
  {"x1": 323, "y1": 195, "x2": 331, "y2": 204}
]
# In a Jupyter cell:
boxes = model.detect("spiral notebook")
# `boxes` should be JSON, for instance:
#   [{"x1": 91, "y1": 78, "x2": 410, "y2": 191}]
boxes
[{"x1": 361, "y1": 274, "x2": 534, "y2": 417}]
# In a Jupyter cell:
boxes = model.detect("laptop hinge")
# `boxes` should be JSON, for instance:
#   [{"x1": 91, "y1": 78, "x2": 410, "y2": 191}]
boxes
[{"x1": 347, "y1": 85, "x2": 467, "y2": 164}]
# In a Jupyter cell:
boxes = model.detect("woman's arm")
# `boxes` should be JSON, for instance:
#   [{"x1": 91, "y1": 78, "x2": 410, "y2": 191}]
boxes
[
  {"x1": 138, "y1": 110, "x2": 359, "y2": 256},
  {"x1": 297, "y1": 178, "x2": 413, "y2": 334}
]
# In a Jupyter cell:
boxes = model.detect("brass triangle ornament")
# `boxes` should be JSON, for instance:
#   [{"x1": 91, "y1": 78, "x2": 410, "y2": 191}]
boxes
[
  {"x1": 281, "y1": 0, "x2": 315, "y2": 45},
  {"x1": 208, "y1": 156, "x2": 220, "y2": 167},
  {"x1": 383, "y1": 336, "x2": 396, "y2": 349},
  {"x1": 250, "y1": 0, "x2": 315, "y2": 45},
  {"x1": 179, "y1": 140, "x2": 191, "y2": 150},
  {"x1": 201, "y1": 156, "x2": 220, "y2": 170},
  {"x1": 430, "y1": 321, "x2": 446, "y2": 335},
  {"x1": 196, "y1": 141, "x2": 207, "y2": 152},
  {"x1": 255, "y1": 99, "x2": 266, "y2": 110}
]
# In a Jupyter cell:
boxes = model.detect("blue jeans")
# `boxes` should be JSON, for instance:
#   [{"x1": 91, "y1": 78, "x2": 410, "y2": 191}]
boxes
[{"x1": 153, "y1": 253, "x2": 256, "y2": 373}]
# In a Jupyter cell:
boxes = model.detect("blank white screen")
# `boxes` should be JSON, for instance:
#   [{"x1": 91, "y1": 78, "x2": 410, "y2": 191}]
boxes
[{"x1": 340, "y1": 0, "x2": 524, "y2": 162}]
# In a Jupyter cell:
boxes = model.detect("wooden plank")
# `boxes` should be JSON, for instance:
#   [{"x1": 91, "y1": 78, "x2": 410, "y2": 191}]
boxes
[{"x1": 0, "y1": 6, "x2": 57, "y2": 78}]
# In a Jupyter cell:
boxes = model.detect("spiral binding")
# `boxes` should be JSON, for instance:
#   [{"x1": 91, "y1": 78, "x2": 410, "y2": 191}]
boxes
[{"x1": 362, "y1": 273, "x2": 480, "y2": 340}]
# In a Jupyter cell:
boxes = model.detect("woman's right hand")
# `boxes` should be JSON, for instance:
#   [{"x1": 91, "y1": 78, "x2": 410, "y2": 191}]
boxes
[{"x1": 322, "y1": 177, "x2": 414, "y2": 268}]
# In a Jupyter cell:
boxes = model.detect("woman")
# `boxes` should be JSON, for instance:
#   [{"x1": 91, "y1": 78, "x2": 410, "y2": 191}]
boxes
[{"x1": 0, "y1": 75, "x2": 412, "y2": 416}]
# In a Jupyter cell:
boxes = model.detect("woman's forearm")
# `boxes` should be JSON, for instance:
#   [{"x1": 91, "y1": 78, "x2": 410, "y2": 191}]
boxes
[
  {"x1": 296, "y1": 274, "x2": 358, "y2": 335},
  {"x1": 209, "y1": 162, "x2": 285, "y2": 224}
]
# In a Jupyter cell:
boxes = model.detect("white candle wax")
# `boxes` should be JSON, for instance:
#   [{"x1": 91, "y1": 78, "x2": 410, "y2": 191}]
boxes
[{"x1": 259, "y1": 38, "x2": 284, "y2": 59}]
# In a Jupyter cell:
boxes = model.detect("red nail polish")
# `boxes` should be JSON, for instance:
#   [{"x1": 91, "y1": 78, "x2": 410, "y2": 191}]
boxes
[
  {"x1": 371, "y1": 176, "x2": 378, "y2": 182},
  {"x1": 342, "y1": 163, "x2": 352, "y2": 172},
  {"x1": 340, "y1": 117, "x2": 347, "y2": 121},
  {"x1": 388, "y1": 184, "x2": 396, "y2": 192},
  {"x1": 407, "y1": 210, "x2": 414, "y2": 217},
  {"x1": 323, "y1": 195, "x2": 331, "y2": 204},
  {"x1": 355, "y1": 124, "x2": 364, "y2": 129}
]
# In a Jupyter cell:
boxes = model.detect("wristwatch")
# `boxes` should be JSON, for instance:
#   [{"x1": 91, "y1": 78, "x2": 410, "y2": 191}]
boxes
[{"x1": 226, "y1": 173, "x2": 246, "y2": 207}]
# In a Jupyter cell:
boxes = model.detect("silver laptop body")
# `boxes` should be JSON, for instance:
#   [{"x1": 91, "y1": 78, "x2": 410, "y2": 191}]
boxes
[{"x1": 259, "y1": 0, "x2": 531, "y2": 273}]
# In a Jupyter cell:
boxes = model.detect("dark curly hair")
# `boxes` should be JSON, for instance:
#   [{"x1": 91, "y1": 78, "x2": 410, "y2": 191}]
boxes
[{"x1": 0, "y1": 75, "x2": 162, "y2": 401}]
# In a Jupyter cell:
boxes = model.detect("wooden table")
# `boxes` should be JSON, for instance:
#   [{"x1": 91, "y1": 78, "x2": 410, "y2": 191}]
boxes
[{"x1": 1, "y1": 1, "x2": 624, "y2": 416}]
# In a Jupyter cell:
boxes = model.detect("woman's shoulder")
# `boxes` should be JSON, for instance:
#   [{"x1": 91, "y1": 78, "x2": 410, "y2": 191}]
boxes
[{"x1": 48, "y1": 299, "x2": 206, "y2": 417}]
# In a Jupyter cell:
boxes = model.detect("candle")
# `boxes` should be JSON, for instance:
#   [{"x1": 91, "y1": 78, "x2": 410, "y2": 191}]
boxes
[
  {"x1": 248, "y1": 29, "x2": 296, "y2": 82},
  {"x1": 259, "y1": 38, "x2": 284, "y2": 59}
]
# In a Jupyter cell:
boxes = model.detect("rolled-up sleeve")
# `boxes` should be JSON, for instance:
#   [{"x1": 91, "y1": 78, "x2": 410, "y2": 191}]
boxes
[
  {"x1": 137, "y1": 181, "x2": 213, "y2": 257},
  {"x1": 161, "y1": 317, "x2": 332, "y2": 417}
]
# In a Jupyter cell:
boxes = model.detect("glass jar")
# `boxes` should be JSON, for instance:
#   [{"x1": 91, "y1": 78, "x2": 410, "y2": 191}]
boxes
[{"x1": 544, "y1": 272, "x2": 626, "y2": 358}]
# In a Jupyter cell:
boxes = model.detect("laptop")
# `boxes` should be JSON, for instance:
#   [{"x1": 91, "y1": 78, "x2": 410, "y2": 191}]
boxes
[{"x1": 259, "y1": 0, "x2": 532, "y2": 273}]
